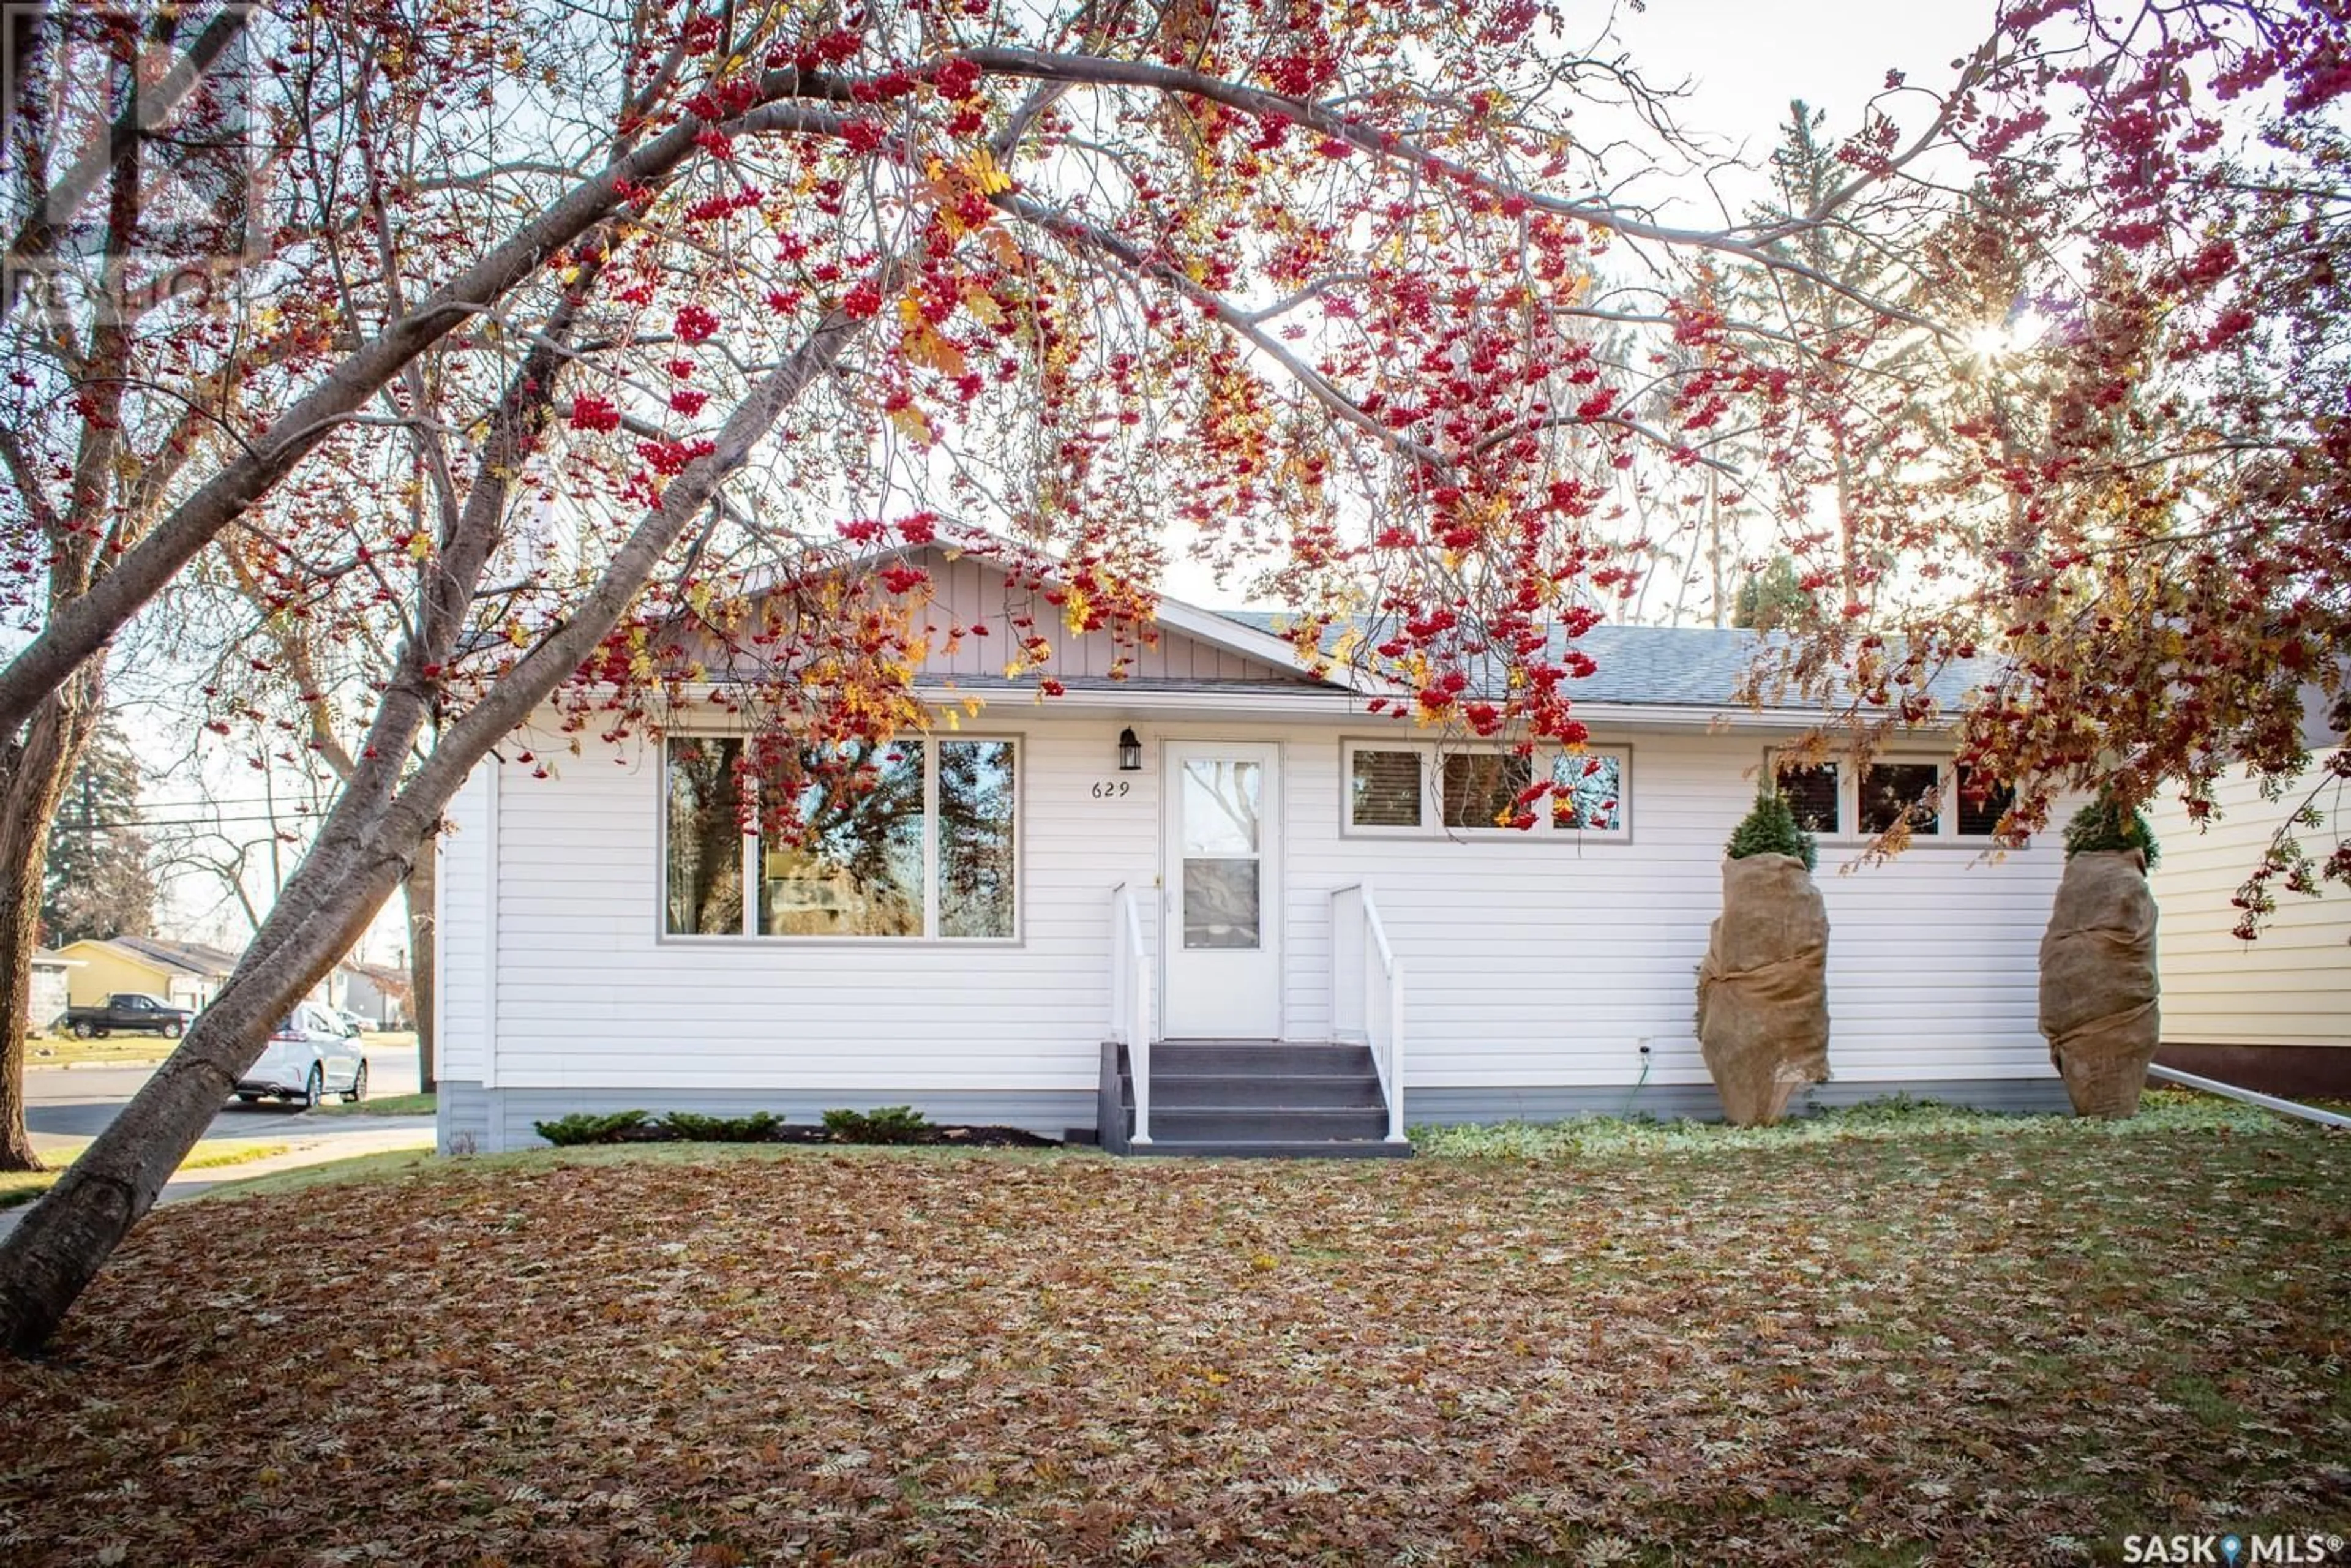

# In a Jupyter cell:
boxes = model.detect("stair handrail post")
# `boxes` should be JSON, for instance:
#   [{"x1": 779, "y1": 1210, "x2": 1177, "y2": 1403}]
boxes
[
  {"x1": 1116, "y1": 882, "x2": 1152, "y2": 1147},
  {"x1": 1386, "y1": 952, "x2": 1407, "y2": 1143},
  {"x1": 1109, "y1": 882, "x2": 1129, "y2": 1044},
  {"x1": 1329, "y1": 881, "x2": 1368, "y2": 1041},
  {"x1": 1357, "y1": 883, "x2": 1405, "y2": 1142}
]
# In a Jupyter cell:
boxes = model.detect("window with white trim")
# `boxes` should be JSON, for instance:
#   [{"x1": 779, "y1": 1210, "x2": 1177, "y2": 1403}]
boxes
[
  {"x1": 1764, "y1": 751, "x2": 2017, "y2": 841},
  {"x1": 664, "y1": 735, "x2": 1018, "y2": 939},
  {"x1": 1342, "y1": 739, "x2": 1630, "y2": 838}
]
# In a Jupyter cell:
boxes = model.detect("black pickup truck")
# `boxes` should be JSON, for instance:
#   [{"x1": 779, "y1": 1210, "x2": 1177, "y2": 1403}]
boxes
[{"x1": 63, "y1": 992, "x2": 193, "y2": 1038}]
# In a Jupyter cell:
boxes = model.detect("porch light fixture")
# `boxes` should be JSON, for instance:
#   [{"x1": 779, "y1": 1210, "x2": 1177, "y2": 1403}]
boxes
[{"x1": 1117, "y1": 727, "x2": 1142, "y2": 771}]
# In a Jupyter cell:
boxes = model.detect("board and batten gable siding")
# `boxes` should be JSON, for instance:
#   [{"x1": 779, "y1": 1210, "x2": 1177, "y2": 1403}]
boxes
[
  {"x1": 912, "y1": 551, "x2": 1305, "y2": 683},
  {"x1": 437, "y1": 707, "x2": 2070, "y2": 1151},
  {"x1": 2148, "y1": 754, "x2": 2351, "y2": 1050}
]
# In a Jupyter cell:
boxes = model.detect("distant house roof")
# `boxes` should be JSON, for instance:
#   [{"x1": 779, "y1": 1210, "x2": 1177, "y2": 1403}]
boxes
[
  {"x1": 91, "y1": 935, "x2": 241, "y2": 977},
  {"x1": 1217, "y1": 614, "x2": 1995, "y2": 713},
  {"x1": 31, "y1": 948, "x2": 80, "y2": 968}
]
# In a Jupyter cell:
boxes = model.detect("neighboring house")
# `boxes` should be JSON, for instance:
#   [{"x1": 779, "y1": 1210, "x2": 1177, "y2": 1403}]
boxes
[
  {"x1": 54, "y1": 935, "x2": 238, "y2": 1013},
  {"x1": 340, "y1": 962, "x2": 412, "y2": 1029},
  {"x1": 2148, "y1": 747, "x2": 2350, "y2": 1097},
  {"x1": 435, "y1": 544, "x2": 2076, "y2": 1155},
  {"x1": 26, "y1": 950, "x2": 79, "y2": 1035}
]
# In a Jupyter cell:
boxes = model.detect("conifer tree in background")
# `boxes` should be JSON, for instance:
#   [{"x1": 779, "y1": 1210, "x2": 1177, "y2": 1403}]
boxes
[{"x1": 40, "y1": 718, "x2": 158, "y2": 948}]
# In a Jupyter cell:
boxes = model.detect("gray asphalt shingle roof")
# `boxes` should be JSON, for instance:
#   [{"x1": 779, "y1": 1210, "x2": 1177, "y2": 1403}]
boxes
[{"x1": 1215, "y1": 613, "x2": 1990, "y2": 710}]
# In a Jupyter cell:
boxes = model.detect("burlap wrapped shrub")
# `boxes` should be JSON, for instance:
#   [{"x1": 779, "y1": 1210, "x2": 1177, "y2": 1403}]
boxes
[
  {"x1": 1697, "y1": 850, "x2": 1832, "y2": 1127},
  {"x1": 2039, "y1": 847, "x2": 2161, "y2": 1117}
]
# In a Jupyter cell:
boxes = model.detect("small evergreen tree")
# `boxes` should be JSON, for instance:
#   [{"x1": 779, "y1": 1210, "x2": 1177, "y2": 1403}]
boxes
[
  {"x1": 2061, "y1": 788, "x2": 2161, "y2": 869},
  {"x1": 40, "y1": 719, "x2": 158, "y2": 947},
  {"x1": 1731, "y1": 555, "x2": 1807, "y2": 631},
  {"x1": 1726, "y1": 789, "x2": 1818, "y2": 871}
]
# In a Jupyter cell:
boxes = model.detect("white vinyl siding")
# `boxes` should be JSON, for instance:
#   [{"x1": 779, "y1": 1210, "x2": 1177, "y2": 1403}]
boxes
[
  {"x1": 444, "y1": 713, "x2": 2066, "y2": 1106},
  {"x1": 2148, "y1": 755, "x2": 2351, "y2": 1049}
]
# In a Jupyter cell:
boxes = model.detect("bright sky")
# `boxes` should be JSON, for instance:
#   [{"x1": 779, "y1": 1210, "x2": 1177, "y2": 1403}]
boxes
[
  {"x1": 1160, "y1": 0, "x2": 2001, "y2": 609},
  {"x1": 135, "y1": 2, "x2": 2006, "y2": 950}
]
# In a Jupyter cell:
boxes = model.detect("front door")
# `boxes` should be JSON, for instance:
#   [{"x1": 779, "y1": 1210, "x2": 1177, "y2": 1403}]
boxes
[{"x1": 1163, "y1": 741, "x2": 1281, "y2": 1038}]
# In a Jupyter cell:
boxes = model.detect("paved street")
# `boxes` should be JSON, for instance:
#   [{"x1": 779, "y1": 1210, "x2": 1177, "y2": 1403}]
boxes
[
  {"x1": 24, "y1": 1038, "x2": 423, "y2": 1146},
  {"x1": 2, "y1": 1041, "x2": 436, "y2": 1240}
]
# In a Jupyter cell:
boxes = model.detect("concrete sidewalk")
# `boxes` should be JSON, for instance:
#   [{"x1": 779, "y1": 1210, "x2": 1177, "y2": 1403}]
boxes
[{"x1": 0, "y1": 1118, "x2": 435, "y2": 1239}]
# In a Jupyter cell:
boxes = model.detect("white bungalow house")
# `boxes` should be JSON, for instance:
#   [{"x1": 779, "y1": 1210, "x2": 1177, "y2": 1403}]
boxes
[{"x1": 433, "y1": 546, "x2": 2072, "y2": 1155}]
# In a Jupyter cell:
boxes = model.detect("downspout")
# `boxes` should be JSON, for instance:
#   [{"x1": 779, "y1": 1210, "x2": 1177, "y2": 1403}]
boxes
[{"x1": 2147, "y1": 1064, "x2": 2351, "y2": 1129}]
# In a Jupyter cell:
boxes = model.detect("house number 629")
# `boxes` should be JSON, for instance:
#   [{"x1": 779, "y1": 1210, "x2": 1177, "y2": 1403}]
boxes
[{"x1": 1090, "y1": 781, "x2": 1131, "y2": 798}]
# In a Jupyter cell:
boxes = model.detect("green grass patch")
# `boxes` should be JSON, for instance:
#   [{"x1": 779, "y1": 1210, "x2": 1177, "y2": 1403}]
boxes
[
  {"x1": 314, "y1": 1091, "x2": 435, "y2": 1117},
  {"x1": 1411, "y1": 1088, "x2": 2288, "y2": 1160},
  {"x1": 24, "y1": 1033, "x2": 180, "y2": 1067},
  {"x1": 0, "y1": 1136, "x2": 293, "y2": 1209}
]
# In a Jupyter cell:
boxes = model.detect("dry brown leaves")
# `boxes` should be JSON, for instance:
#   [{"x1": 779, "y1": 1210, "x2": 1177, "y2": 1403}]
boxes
[{"x1": 1, "y1": 1129, "x2": 2346, "y2": 1566}]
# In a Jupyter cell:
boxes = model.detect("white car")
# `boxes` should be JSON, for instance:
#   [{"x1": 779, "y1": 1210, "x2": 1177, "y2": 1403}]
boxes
[{"x1": 234, "y1": 1002, "x2": 368, "y2": 1109}]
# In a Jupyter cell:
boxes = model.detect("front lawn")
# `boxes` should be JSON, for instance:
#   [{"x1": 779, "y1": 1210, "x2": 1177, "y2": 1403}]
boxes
[
  {"x1": 0, "y1": 1108, "x2": 2342, "y2": 1566},
  {"x1": 23, "y1": 1033, "x2": 180, "y2": 1067},
  {"x1": 0, "y1": 1138, "x2": 293, "y2": 1209}
]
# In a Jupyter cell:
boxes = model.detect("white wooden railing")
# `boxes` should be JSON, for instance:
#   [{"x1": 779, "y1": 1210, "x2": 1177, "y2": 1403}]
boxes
[
  {"x1": 1329, "y1": 880, "x2": 1407, "y2": 1143},
  {"x1": 1109, "y1": 882, "x2": 1154, "y2": 1146}
]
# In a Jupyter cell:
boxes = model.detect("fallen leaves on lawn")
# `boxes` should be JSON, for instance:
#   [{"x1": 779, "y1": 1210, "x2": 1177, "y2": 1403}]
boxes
[{"x1": 1, "y1": 1123, "x2": 2345, "y2": 1566}]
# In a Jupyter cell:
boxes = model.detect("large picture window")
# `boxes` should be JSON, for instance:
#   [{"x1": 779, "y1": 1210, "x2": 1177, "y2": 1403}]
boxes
[{"x1": 664, "y1": 736, "x2": 1018, "y2": 940}]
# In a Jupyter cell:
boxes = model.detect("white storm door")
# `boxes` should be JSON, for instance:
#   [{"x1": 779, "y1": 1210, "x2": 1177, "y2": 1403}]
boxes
[{"x1": 1163, "y1": 742, "x2": 1281, "y2": 1038}]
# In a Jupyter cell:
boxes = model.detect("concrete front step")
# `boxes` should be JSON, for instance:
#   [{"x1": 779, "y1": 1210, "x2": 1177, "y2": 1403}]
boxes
[
  {"x1": 1147, "y1": 1106, "x2": 1389, "y2": 1142},
  {"x1": 1141, "y1": 1073, "x2": 1387, "y2": 1110}
]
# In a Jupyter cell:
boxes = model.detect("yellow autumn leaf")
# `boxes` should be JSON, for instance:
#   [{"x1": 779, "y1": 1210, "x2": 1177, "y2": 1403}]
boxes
[
  {"x1": 906, "y1": 326, "x2": 967, "y2": 378},
  {"x1": 963, "y1": 148, "x2": 1012, "y2": 195},
  {"x1": 961, "y1": 285, "x2": 1005, "y2": 329},
  {"x1": 888, "y1": 402, "x2": 932, "y2": 443},
  {"x1": 407, "y1": 533, "x2": 433, "y2": 562}
]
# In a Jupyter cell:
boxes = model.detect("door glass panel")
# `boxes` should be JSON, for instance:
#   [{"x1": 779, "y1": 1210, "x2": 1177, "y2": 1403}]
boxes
[
  {"x1": 1181, "y1": 760, "x2": 1260, "y2": 854},
  {"x1": 1183, "y1": 859, "x2": 1261, "y2": 949}
]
